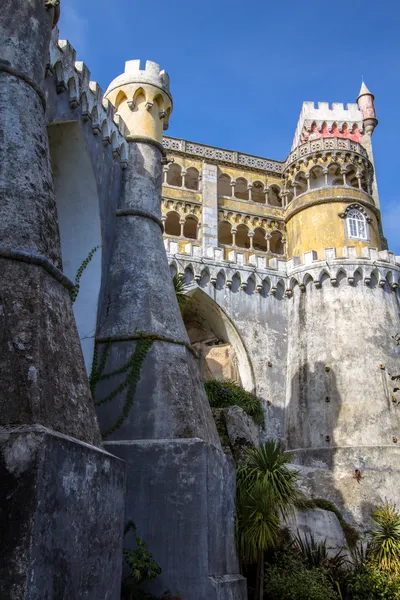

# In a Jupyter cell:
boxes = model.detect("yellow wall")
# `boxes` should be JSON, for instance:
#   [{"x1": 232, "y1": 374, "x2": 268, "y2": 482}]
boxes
[{"x1": 286, "y1": 189, "x2": 381, "y2": 259}]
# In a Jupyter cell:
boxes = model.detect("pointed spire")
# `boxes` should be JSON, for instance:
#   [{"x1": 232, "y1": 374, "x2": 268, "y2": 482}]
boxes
[{"x1": 357, "y1": 80, "x2": 374, "y2": 101}]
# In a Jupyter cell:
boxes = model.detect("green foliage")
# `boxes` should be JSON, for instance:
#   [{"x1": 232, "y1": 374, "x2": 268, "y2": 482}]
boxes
[
  {"x1": 69, "y1": 245, "x2": 100, "y2": 303},
  {"x1": 204, "y1": 379, "x2": 264, "y2": 427},
  {"x1": 368, "y1": 501, "x2": 400, "y2": 573},
  {"x1": 294, "y1": 531, "x2": 347, "y2": 572},
  {"x1": 237, "y1": 440, "x2": 302, "y2": 521},
  {"x1": 236, "y1": 440, "x2": 302, "y2": 599},
  {"x1": 348, "y1": 561, "x2": 400, "y2": 600},
  {"x1": 91, "y1": 337, "x2": 154, "y2": 438},
  {"x1": 172, "y1": 273, "x2": 190, "y2": 314},
  {"x1": 123, "y1": 522, "x2": 162, "y2": 586},
  {"x1": 302, "y1": 498, "x2": 360, "y2": 548},
  {"x1": 264, "y1": 563, "x2": 340, "y2": 600},
  {"x1": 236, "y1": 481, "x2": 280, "y2": 564}
]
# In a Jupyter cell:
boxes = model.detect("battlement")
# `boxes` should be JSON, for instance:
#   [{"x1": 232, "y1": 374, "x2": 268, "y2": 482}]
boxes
[
  {"x1": 292, "y1": 100, "x2": 364, "y2": 150},
  {"x1": 164, "y1": 241, "x2": 400, "y2": 297},
  {"x1": 105, "y1": 58, "x2": 171, "y2": 100},
  {"x1": 48, "y1": 28, "x2": 129, "y2": 166}
]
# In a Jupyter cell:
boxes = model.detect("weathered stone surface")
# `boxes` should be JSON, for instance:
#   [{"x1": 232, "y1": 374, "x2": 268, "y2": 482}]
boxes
[
  {"x1": 96, "y1": 339, "x2": 221, "y2": 445},
  {"x1": 294, "y1": 446, "x2": 400, "y2": 529},
  {"x1": 105, "y1": 438, "x2": 246, "y2": 600},
  {"x1": 225, "y1": 406, "x2": 260, "y2": 462},
  {"x1": 0, "y1": 0, "x2": 102, "y2": 446},
  {"x1": 96, "y1": 142, "x2": 221, "y2": 448},
  {"x1": 0, "y1": 426, "x2": 126, "y2": 600},
  {"x1": 0, "y1": 261, "x2": 101, "y2": 445},
  {"x1": 286, "y1": 508, "x2": 347, "y2": 555}
]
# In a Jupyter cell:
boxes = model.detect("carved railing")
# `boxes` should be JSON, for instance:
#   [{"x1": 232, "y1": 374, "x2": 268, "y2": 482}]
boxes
[
  {"x1": 286, "y1": 137, "x2": 368, "y2": 167},
  {"x1": 162, "y1": 136, "x2": 284, "y2": 174}
]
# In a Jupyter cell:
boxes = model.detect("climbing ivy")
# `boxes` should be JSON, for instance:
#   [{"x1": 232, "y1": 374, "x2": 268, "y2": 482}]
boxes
[
  {"x1": 69, "y1": 245, "x2": 100, "y2": 303},
  {"x1": 90, "y1": 336, "x2": 154, "y2": 439}
]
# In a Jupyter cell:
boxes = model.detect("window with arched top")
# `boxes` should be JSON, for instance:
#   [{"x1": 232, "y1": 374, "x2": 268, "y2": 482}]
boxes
[
  {"x1": 218, "y1": 174, "x2": 231, "y2": 196},
  {"x1": 184, "y1": 167, "x2": 199, "y2": 190},
  {"x1": 236, "y1": 224, "x2": 250, "y2": 249},
  {"x1": 347, "y1": 209, "x2": 367, "y2": 240},
  {"x1": 235, "y1": 178, "x2": 249, "y2": 200},
  {"x1": 167, "y1": 164, "x2": 183, "y2": 187},
  {"x1": 183, "y1": 215, "x2": 198, "y2": 239},
  {"x1": 218, "y1": 221, "x2": 232, "y2": 245},
  {"x1": 164, "y1": 211, "x2": 181, "y2": 236}
]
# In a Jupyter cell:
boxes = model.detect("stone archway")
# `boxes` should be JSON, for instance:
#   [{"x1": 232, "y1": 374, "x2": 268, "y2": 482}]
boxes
[{"x1": 182, "y1": 287, "x2": 255, "y2": 391}]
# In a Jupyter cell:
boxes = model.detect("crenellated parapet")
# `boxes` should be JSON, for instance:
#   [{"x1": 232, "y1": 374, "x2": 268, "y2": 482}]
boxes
[
  {"x1": 291, "y1": 101, "x2": 365, "y2": 150},
  {"x1": 286, "y1": 246, "x2": 400, "y2": 295},
  {"x1": 105, "y1": 59, "x2": 172, "y2": 142},
  {"x1": 165, "y1": 240, "x2": 400, "y2": 299},
  {"x1": 47, "y1": 28, "x2": 129, "y2": 167}
]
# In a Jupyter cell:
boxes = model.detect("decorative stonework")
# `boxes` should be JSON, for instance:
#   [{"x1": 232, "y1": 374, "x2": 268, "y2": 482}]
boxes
[
  {"x1": 163, "y1": 136, "x2": 284, "y2": 174},
  {"x1": 286, "y1": 137, "x2": 368, "y2": 167}
]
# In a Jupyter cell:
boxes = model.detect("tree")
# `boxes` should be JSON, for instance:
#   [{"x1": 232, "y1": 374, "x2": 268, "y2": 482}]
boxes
[{"x1": 236, "y1": 440, "x2": 302, "y2": 600}]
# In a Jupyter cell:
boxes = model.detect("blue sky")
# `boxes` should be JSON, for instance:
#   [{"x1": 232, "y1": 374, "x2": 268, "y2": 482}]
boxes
[{"x1": 60, "y1": 0, "x2": 399, "y2": 254}]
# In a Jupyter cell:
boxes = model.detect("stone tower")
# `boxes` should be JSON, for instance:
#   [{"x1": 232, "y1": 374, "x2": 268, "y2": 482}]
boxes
[
  {"x1": 284, "y1": 91, "x2": 400, "y2": 528},
  {"x1": 0, "y1": 2, "x2": 125, "y2": 598},
  {"x1": 93, "y1": 59, "x2": 246, "y2": 599}
]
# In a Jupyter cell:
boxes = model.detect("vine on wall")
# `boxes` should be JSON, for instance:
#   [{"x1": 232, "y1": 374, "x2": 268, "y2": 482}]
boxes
[
  {"x1": 90, "y1": 336, "x2": 154, "y2": 439},
  {"x1": 69, "y1": 245, "x2": 100, "y2": 303}
]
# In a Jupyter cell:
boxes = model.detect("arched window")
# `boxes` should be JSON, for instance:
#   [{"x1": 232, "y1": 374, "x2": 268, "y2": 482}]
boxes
[
  {"x1": 253, "y1": 227, "x2": 267, "y2": 251},
  {"x1": 185, "y1": 167, "x2": 199, "y2": 190},
  {"x1": 234, "y1": 178, "x2": 249, "y2": 201},
  {"x1": 270, "y1": 231, "x2": 284, "y2": 255},
  {"x1": 268, "y1": 185, "x2": 282, "y2": 207},
  {"x1": 218, "y1": 174, "x2": 231, "y2": 196},
  {"x1": 236, "y1": 224, "x2": 250, "y2": 249},
  {"x1": 183, "y1": 215, "x2": 198, "y2": 239},
  {"x1": 347, "y1": 209, "x2": 367, "y2": 240},
  {"x1": 167, "y1": 164, "x2": 183, "y2": 187},
  {"x1": 165, "y1": 211, "x2": 181, "y2": 236},
  {"x1": 294, "y1": 172, "x2": 307, "y2": 196},
  {"x1": 309, "y1": 165, "x2": 325, "y2": 189},
  {"x1": 218, "y1": 221, "x2": 232, "y2": 245},
  {"x1": 252, "y1": 181, "x2": 266, "y2": 203}
]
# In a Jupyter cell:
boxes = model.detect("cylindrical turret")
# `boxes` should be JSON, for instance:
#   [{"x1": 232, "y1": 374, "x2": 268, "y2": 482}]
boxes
[
  {"x1": 105, "y1": 59, "x2": 172, "y2": 142},
  {"x1": 283, "y1": 138, "x2": 381, "y2": 260},
  {"x1": 357, "y1": 81, "x2": 378, "y2": 136}
]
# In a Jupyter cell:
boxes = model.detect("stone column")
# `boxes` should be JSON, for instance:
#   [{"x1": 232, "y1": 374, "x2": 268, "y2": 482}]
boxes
[
  {"x1": 202, "y1": 162, "x2": 219, "y2": 252},
  {"x1": 0, "y1": 2, "x2": 125, "y2": 598},
  {"x1": 100, "y1": 60, "x2": 245, "y2": 598},
  {"x1": 249, "y1": 231, "x2": 254, "y2": 250},
  {"x1": 232, "y1": 227, "x2": 237, "y2": 246},
  {"x1": 248, "y1": 182, "x2": 253, "y2": 201}
]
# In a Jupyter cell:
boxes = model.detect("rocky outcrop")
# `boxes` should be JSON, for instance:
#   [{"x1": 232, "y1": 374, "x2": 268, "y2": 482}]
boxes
[{"x1": 212, "y1": 405, "x2": 260, "y2": 462}]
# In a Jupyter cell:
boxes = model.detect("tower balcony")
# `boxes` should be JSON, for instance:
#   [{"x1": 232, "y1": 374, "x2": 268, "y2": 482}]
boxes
[{"x1": 282, "y1": 137, "x2": 374, "y2": 206}]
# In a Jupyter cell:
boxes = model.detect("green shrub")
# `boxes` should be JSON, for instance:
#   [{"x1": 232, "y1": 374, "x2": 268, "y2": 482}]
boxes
[
  {"x1": 121, "y1": 522, "x2": 162, "y2": 599},
  {"x1": 368, "y1": 501, "x2": 400, "y2": 573},
  {"x1": 264, "y1": 563, "x2": 339, "y2": 600},
  {"x1": 204, "y1": 379, "x2": 264, "y2": 426},
  {"x1": 350, "y1": 562, "x2": 400, "y2": 600}
]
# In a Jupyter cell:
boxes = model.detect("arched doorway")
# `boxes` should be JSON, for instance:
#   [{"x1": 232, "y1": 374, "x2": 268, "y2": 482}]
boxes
[{"x1": 182, "y1": 287, "x2": 255, "y2": 391}]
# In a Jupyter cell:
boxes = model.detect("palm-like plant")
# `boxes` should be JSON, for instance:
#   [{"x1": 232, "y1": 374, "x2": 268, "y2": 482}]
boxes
[
  {"x1": 368, "y1": 501, "x2": 400, "y2": 573},
  {"x1": 236, "y1": 440, "x2": 302, "y2": 600},
  {"x1": 172, "y1": 273, "x2": 190, "y2": 314}
]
